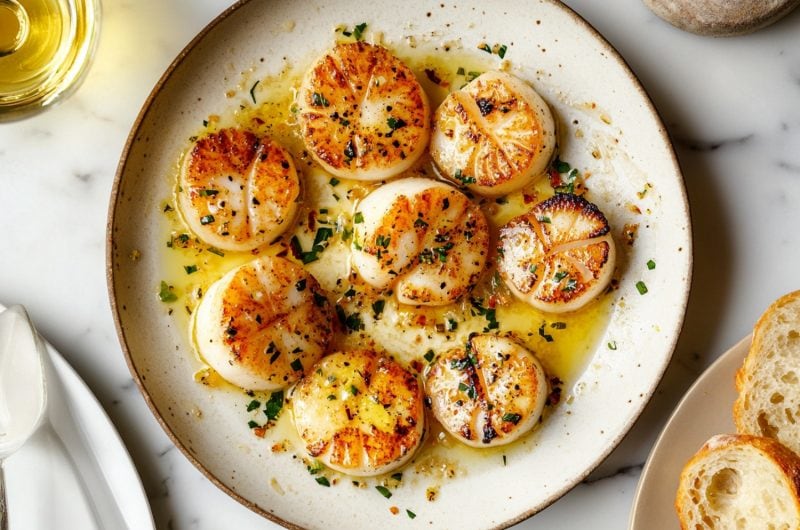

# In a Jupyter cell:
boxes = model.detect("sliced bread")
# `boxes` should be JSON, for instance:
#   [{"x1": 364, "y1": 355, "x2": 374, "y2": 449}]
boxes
[
  {"x1": 734, "y1": 290, "x2": 800, "y2": 454},
  {"x1": 675, "y1": 434, "x2": 800, "y2": 529}
]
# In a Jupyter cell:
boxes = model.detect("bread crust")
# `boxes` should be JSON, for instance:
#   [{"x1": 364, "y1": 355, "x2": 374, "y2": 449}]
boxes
[
  {"x1": 676, "y1": 434, "x2": 800, "y2": 529},
  {"x1": 733, "y1": 290, "x2": 800, "y2": 453}
]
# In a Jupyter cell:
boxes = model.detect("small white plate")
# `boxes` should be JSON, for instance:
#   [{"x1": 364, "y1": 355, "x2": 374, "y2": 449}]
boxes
[
  {"x1": 0, "y1": 305, "x2": 154, "y2": 530},
  {"x1": 629, "y1": 336, "x2": 750, "y2": 530}
]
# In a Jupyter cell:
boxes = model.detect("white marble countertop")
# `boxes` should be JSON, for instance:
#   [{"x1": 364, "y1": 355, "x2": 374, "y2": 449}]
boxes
[{"x1": 1, "y1": 0, "x2": 799, "y2": 528}]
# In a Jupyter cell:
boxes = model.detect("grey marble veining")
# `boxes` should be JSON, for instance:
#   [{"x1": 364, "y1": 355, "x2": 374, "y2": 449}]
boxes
[{"x1": 1, "y1": 0, "x2": 799, "y2": 528}]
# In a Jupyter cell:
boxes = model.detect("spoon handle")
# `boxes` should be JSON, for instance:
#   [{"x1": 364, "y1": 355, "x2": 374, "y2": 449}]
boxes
[{"x1": 0, "y1": 460, "x2": 7, "y2": 530}]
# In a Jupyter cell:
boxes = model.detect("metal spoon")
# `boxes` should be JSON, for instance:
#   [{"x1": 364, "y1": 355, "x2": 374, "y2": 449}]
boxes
[
  {"x1": 0, "y1": 305, "x2": 128, "y2": 529},
  {"x1": 0, "y1": 306, "x2": 47, "y2": 530}
]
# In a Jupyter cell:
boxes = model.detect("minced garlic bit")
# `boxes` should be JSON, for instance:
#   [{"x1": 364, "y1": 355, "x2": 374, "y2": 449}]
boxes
[
  {"x1": 426, "y1": 486, "x2": 439, "y2": 502},
  {"x1": 270, "y1": 477, "x2": 285, "y2": 495}
]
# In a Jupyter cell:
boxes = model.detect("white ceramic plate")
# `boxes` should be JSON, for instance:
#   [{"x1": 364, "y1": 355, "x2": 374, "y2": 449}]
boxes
[
  {"x1": 0, "y1": 305, "x2": 154, "y2": 530},
  {"x1": 628, "y1": 336, "x2": 749, "y2": 530},
  {"x1": 108, "y1": 1, "x2": 691, "y2": 528}
]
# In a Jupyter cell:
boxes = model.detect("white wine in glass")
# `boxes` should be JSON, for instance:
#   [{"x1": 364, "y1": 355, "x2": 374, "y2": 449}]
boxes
[{"x1": 0, "y1": 0, "x2": 99, "y2": 122}]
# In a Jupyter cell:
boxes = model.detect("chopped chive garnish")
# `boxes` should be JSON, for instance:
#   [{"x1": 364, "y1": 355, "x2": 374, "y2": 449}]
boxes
[
  {"x1": 290, "y1": 359, "x2": 304, "y2": 371},
  {"x1": 376, "y1": 485, "x2": 392, "y2": 498},
  {"x1": 372, "y1": 299, "x2": 385, "y2": 317},
  {"x1": 329, "y1": 177, "x2": 340, "y2": 186},
  {"x1": 295, "y1": 279, "x2": 307, "y2": 291},
  {"x1": 424, "y1": 350, "x2": 435, "y2": 363},
  {"x1": 387, "y1": 116, "x2": 407, "y2": 131},
  {"x1": 502, "y1": 455, "x2": 507, "y2": 466},
  {"x1": 407, "y1": 510, "x2": 416, "y2": 519},
  {"x1": 247, "y1": 420, "x2": 259, "y2": 429},
  {"x1": 200, "y1": 214, "x2": 214, "y2": 225},
  {"x1": 246, "y1": 399, "x2": 261, "y2": 412},
  {"x1": 502, "y1": 412, "x2": 522, "y2": 424},
  {"x1": 498, "y1": 44, "x2": 508, "y2": 58},
  {"x1": 391, "y1": 472, "x2": 402, "y2": 481},
  {"x1": 184, "y1": 265, "x2": 198, "y2": 275},
  {"x1": 608, "y1": 341, "x2": 618, "y2": 350},
  {"x1": 353, "y1": 211, "x2": 364, "y2": 223},
  {"x1": 249, "y1": 80, "x2": 260, "y2": 104},
  {"x1": 538, "y1": 322, "x2": 554, "y2": 342},
  {"x1": 207, "y1": 247, "x2": 225, "y2": 257},
  {"x1": 264, "y1": 390, "x2": 284, "y2": 420},
  {"x1": 456, "y1": 67, "x2": 465, "y2": 75},
  {"x1": 199, "y1": 189, "x2": 218, "y2": 197},
  {"x1": 350, "y1": 385, "x2": 359, "y2": 396},
  {"x1": 479, "y1": 43, "x2": 492, "y2": 53},
  {"x1": 636, "y1": 281, "x2": 648, "y2": 295},
  {"x1": 647, "y1": 259, "x2": 656, "y2": 270},
  {"x1": 315, "y1": 476, "x2": 330, "y2": 487}
]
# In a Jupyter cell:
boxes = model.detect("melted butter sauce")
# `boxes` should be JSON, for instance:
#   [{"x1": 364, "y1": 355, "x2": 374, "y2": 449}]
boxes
[{"x1": 159, "y1": 36, "x2": 615, "y2": 493}]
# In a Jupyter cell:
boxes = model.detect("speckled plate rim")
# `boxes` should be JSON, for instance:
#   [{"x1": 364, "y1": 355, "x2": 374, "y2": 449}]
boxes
[{"x1": 106, "y1": 1, "x2": 692, "y2": 528}]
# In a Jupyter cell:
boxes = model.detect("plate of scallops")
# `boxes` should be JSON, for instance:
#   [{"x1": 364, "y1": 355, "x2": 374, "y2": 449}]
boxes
[{"x1": 108, "y1": 0, "x2": 692, "y2": 528}]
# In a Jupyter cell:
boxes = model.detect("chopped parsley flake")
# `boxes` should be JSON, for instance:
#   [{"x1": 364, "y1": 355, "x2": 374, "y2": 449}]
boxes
[
  {"x1": 312, "y1": 92, "x2": 329, "y2": 107},
  {"x1": 264, "y1": 390, "x2": 284, "y2": 420},
  {"x1": 636, "y1": 281, "x2": 649, "y2": 295},
  {"x1": 647, "y1": 259, "x2": 656, "y2": 270},
  {"x1": 353, "y1": 212, "x2": 364, "y2": 223},
  {"x1": 247, "y1": 420, "x2": 259, "y2": 429},
  {"x1": 246, "y1": 399, "x2": 261, "y2": 412},
  {"x1": 376, "y1": 485, "x2": 392, "y2": 499},
  {"x1": 158, "y1": 281, "x2": 177, "y2": 303},
  {"x1": 290, "y1": 359, "x2": 304, "y2": 372}
]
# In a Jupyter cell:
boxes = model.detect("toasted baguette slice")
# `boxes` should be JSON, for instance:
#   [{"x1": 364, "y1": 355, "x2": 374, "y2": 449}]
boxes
[
  {"x1": 675, "y1": 434, "x2": 800, "y2": 529},
  {"x1": 734, "y1": 290, "x2": 800, "y2": 454}
]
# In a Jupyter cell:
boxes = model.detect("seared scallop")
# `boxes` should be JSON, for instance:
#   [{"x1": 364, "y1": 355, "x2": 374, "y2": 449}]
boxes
[
  {"x1": 297, "y1": 41, "x2": 430, "y2": 181},
  {"x1": 351, "y1": 177, "x2": 490, "y2": 306},
  {"x1": 192, "y1": 255, "x2": 332, "y2": 391},
  {"x1": 178, "y1": 127, "x2": 301, "y2": 251},
  {"x1": 497, "y1": 194, "x2": 615, "y2": 313},
  {"x1": 291, "y1": 349, "x2": 425, "y2": 476},
  {"x1": 430, "y1": 70, "x2": 556, "y2": 197},
  {"x1": 425, "y1": 334, "x2": 548, "y2": 448}
]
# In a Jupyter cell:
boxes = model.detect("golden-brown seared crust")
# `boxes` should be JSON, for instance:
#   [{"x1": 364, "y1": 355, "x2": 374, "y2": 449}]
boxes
[
  {"x1": 431, "y1": 71, "x2": 556, "y2": 197},
  {"x1": 497, "y1": 194, "x2": 614, "y2": 313},
  {"x1": 291, "y1": 350, "x2": 425, "y2": 476},
  {"x1": 178, "y1": 127, "x2": 300, "y2": 251},
  {"x1": 352, "y1": 178, "x2": 490, "y2": 306},
  {"x1": 424, "y1": 334, "x2": 548, "y2": 448},
  {"x1": 193, "y1": 256, "x2": 333, "y2": 390},
  {"x1": 675, "y1": 434, "x2": 800, "y2": 529},
  {"x1": 297, "y1": 42, "x2": 430, "y2": 180},
  {"x1": 733, "y1": 290, "x2": 800, "y2": 452}
]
